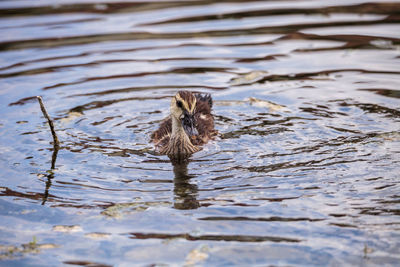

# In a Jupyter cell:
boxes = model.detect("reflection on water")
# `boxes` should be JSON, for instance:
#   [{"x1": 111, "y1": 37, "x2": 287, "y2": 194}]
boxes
[
  {"x1": 0, "y1": 0, "x2": 400, "y2": 265},
  {"x1": 173, "y1": 163, "x2": 199, "y2": 210}
]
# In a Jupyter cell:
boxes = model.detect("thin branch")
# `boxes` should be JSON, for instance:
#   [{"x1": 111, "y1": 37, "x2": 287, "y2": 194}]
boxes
[
  {"x1": 36, "y1": 96, "x2": 60, "y2": 149},
  {"x1": 37, "y1": 96, "x2": 59, "y2": 205}
]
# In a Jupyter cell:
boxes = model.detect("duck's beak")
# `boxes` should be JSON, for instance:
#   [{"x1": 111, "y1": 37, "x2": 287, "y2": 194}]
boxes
[{"x1": 182, "y1": 111, "x2": 198, "y2": 137}]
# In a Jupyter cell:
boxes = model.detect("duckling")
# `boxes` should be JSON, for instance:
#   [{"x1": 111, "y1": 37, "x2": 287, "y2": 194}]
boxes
[{"x1": 151, "y1": 91, "x2": 216, "y2": 162}]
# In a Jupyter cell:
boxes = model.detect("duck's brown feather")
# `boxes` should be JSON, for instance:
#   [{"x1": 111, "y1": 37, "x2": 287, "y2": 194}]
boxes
[
  {"x1": 151, "y1": 116, "x2": 172, "y2": 148},
  {"x1": 151, "y1": 92, "x2": 216, "y2": 152}
]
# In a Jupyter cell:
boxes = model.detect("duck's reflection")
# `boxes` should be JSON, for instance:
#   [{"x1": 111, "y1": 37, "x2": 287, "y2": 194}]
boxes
[{"x1": 172, "y1": 162, "x2": 199, "y2": 210}]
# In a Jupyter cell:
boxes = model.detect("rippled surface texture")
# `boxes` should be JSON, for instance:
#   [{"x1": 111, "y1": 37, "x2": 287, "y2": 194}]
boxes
[{"x1": 1, "y1": 0, "x2": 400, "y2": 265}]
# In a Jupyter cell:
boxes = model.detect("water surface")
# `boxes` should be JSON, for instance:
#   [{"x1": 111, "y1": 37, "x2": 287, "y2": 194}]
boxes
[{"x1": 1, "y1": 0, "x2": 400, "y2": 266}]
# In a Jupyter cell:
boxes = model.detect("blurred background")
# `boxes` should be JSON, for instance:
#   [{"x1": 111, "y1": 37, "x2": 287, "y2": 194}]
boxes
[{"x1": 0, "y1": 0, "x2": 399, "y2": 265}]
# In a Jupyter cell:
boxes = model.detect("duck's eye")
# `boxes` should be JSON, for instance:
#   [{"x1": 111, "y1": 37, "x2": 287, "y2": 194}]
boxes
[{"x1": 176, "y1": 100, "x2": 183, "y2": 108}]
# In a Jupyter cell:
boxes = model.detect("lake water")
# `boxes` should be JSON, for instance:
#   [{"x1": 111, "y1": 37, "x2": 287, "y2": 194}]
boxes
[{"x1": 1, "y1": 0, "x2": 400, "y2": 266}]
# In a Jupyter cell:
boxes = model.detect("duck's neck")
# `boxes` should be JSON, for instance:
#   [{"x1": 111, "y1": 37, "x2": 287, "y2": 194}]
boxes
[
  {"x1": 171, "y1": 116, "x2": 186, "y2": 137},
  {"x1": 165, "y1": 116, "x2": 199, "y2": 160}
]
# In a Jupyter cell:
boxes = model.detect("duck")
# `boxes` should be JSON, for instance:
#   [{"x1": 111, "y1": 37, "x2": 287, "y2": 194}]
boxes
[{"x1": 151, "y1": 91, "x2": 217, "y2": 162}]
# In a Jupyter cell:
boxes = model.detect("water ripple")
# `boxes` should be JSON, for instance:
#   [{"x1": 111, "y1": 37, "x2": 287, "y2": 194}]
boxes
[{"x1": 0, "y1": 0, "x2": 399, "y2": 265}]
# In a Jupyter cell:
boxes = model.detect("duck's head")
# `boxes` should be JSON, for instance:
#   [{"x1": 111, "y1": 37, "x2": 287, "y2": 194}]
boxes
[{"x1": 170, "y1": 91, "x2": 198, "y2": 137}]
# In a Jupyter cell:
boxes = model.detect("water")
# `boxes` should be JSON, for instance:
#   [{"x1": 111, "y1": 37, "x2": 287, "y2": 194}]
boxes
[{"x1": 1, "y1": 0, "x2": 400, "y2": 265}]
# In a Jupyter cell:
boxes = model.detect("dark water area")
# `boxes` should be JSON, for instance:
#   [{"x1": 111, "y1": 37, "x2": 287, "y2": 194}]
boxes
[{"x1": 1, "y1": 0, "x2": 400, "y2": 265}]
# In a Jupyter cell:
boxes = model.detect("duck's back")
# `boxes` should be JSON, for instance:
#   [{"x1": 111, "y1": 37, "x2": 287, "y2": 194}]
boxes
[{"x1": 192, "y1": 93, "x2": 216, "y2": 145}]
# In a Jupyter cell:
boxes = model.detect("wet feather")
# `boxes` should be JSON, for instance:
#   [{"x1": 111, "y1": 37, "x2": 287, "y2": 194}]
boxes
[{"x1": 151, "y1": 91, "x2": 217, "y2": 161}]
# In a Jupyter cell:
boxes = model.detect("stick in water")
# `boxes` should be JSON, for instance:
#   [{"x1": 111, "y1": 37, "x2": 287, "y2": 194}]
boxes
[{"x1": 37, "y1": 96, "x2": 60, "y2": 148}]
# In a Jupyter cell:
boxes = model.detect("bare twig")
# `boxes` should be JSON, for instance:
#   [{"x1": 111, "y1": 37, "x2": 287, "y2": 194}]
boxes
[
  {"x1": 36, "y1": 96, "x2": 60, "y2": 205},
  {"x1": 37, "y1": 96, "x2": 59, "y2": 148}
]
